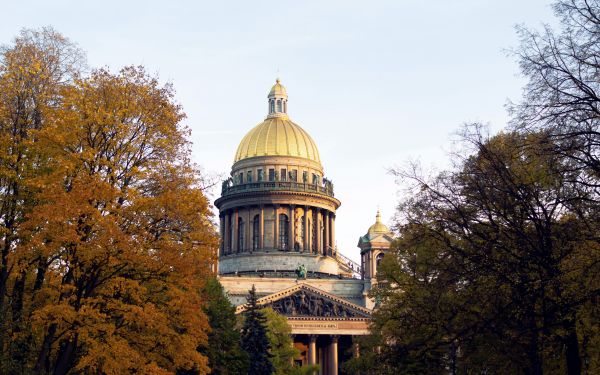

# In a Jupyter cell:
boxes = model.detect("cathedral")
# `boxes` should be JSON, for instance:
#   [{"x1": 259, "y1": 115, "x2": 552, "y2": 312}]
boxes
[{"x1": 215, "y1": 79, "x2": 394, "y2": 375}]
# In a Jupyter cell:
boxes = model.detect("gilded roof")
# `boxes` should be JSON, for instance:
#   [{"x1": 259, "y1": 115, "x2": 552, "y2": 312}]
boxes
[
  {"x1": 234, "y1": 117, "x2": 321, "y2": 164},
  {"x1": 269, "y1": 78, "x2": 287, "y2": 98},
  {"x1": 367, "y1": 210, "x2": 390, "y2": 236}
]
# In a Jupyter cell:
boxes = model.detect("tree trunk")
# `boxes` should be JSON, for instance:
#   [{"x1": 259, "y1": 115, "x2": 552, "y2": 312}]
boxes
[
  {"x1": 34, "y1": 323, "x2": 57, "y2": 373},
  {"x1": 564, "y1": 318, "x2": 582, "y2": 375},
  {"x1": 53, "y1": 335, "x2": 78, "y2": 375}
]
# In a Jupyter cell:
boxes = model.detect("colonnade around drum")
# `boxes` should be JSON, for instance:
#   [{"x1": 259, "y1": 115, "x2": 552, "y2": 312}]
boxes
[{"x1": 219, "y1": 204, "x2": 336, "y2": 257}]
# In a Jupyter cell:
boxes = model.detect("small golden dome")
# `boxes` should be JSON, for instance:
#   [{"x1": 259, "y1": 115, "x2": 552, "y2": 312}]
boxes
[
  {"x1": 234, "y1": 117, "x2": 321, "y2": 164},
  {"x1": 368, "y1": 210, "x2": 390, "y2": 235},
  {"x1": 269, "y1": 78, "x2": 287, "y2": 98}
]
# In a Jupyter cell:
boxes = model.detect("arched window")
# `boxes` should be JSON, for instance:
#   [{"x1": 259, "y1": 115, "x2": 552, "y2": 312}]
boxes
[
  {"x1": 277, "y1": 100, "x2": 282, "y2": 112},
  {"x1": 252, "y1": 215, "x2": 260, "y2": 250},
  {"x1": 278, "y1": 214, "x2": 289, "y2": 250},
  {"x1": 237, "y1": 218, "x2": 245, "y2": 252},
  {"x1": 376, "y1": 253, "x2": 384, "y2": 269}
]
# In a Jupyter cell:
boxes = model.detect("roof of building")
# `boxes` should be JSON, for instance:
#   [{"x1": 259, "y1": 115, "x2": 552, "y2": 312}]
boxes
[
  {"x1": 368, "y1": 210, "x2": 390, "y2": 236},
  {"x1": 234, "y1": 79, "x2": 321, "y2": 164},
  {"x1": 268, "y1": 78, "x2": 287, "y2": 98},
  {"x1": 234, "y1": 117, "x2": 321, "y2": 163}
]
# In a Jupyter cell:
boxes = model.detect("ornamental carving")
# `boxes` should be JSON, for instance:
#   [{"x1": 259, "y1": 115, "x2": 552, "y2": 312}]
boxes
[{"x1": 265, "y1": 290, "x2": 365, "y2": 318}]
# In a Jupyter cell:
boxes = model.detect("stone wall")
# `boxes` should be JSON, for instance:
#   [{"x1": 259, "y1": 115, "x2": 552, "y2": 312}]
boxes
[
  {"x1": 219, "y1": 252, "x2": 340, "y2": 275},
  {"x1": 220, "y1": 275, "x2": 367, "y2": 307}
]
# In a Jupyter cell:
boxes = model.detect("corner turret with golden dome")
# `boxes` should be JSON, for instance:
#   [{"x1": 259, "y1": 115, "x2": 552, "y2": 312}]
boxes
[
  {"x1": 358, "y1": 210, "x2": 394, "y2": 308},
  {"x1": 215, "y1": 79, "x2": 356, "y2": 280}
]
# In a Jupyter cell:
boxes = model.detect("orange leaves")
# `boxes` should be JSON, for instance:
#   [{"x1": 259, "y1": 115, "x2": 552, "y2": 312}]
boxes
[{"x1": 0, "y1": 29, "x2": 216, "y2": 374}]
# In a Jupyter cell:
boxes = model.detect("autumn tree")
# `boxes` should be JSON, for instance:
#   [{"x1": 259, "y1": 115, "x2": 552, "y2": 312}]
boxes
[
  {"x1": 241, "y1": 285, "x2": 274, "y2": 375},
  {"x1": 0, "y1": 28, "x2": 218, "y2": 374},
  {"x1": 201, "y1": 278, "x2": 249, "y2": 375}
]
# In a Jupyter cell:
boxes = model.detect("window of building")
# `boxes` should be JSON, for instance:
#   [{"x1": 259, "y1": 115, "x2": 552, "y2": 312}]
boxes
[
  {"x1": 312, "y1": 173, "x2": 318, "y2": 185},
  {"x1": 280, "y1": 168, "x2": 287, "y2": 181},
  {"x1": 302, "y1": 171, "x2": 308, "y2": 183},
  {"x1": 376, "y1": 253, "x2": 384, "y2": 269},
  {"x1": 257, "y1": 169, "x2": 263, "y2": 182},
  {"x1": 246, "y1": 170, "x2": 252, "y2": 183},
  {"x1": 290, "y1": 169, "x2": 298, "y2": 182},
  {"x1": 252, "y1": 215, "x2": 260, "y2": 250},
  {"x1": 277, "y1": 100, "x2": 282, "y2": 112},
  {"x1": 268, "y1": 169, "x2": 275, "y2": 181},
  {"x1": 238, "y1": 173, "x2": 244, "y2": 184},
  {"x1": 270, "y1": 100, "x2": 275, "y2": 113},
  {"x1": 278, "y1": 214, "x2": 289, "y2": 250},
  {"x1": 237, "y1": 218, "x2": 245, "y2": 252}
]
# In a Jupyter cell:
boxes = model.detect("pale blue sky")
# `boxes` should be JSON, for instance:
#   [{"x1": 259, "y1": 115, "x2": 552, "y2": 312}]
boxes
[{"x1": 2, "y1": 0, "x2": 555, "y2": 262}]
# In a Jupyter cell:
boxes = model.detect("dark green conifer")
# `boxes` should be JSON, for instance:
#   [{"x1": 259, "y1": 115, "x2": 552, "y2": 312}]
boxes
[
  {"x1": 240, "y1": 285, "x2": 274, "y2": 375},
  {"x1": 201, "y1": 278, "x2": 249, "y2": 375}
]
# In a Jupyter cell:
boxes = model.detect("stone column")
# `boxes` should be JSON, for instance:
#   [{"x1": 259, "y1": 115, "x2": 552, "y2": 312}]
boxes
[
  {"x1": 219, "y1": 214, "x2": 225, "y2": 256},
  {"x1": 353, "y1": 340, "x2": 360, "y2": 358},
  {"x1": 315, "y1": 209, "x2": 321, "y2": 255},
  {"x1": 290, "y1": 335, "x2": 296, "y2": 365},
  {"x1": 259, "y1": 205, "x2": 264, "y2": 250},
  {"x1": 224, "y1": 211, "x2": 230, "y2": 254},
  {"x1": 274, "y1": 205, "x2": 279, "y2": 250},
  {"x1": 329, "y1": 335, "x2": 339, "y2": 375},
  {"x1": 246, "y1": 208, "x2": 251, "y2": 252},
  {"x1": 303, "y1": 206, "x2": 309, "y2": 253},
  {"x1": 324, "y1": 210, "x2": 330, "y2": 256},
  {"x1": 331, "y1": 213, "x2": 336, "y2": 255},
  {"x1": 308, "y1": 335, "x2": 317, "y2": 368},
  {"x1": 289, "y1": 205, "x2": 295, "y2": 251},
  {"x1": 233, "y1": 209, "x2": 239, "y2": 253}
]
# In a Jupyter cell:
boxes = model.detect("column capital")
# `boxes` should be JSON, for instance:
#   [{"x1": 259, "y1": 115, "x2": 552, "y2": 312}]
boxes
[
  {"x1": 331, "y1": 334, "x2": 340, "y2": 343},
  {"x1": 309, "y1": 334, "x2": 318, "y2": 343}
]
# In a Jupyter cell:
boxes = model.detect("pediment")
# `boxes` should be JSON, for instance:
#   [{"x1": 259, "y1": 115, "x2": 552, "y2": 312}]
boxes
[{"x1": 236, "y1": 283, "x2": 372, "y2": 319}]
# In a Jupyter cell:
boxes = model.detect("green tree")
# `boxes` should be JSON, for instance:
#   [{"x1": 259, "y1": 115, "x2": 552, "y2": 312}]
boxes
[
  {"x1": 370, "y1": 129, "x2": 598, "y2": 375},
  {"x1": 201, "y1": 278, "x2": 249, "y2": 375},
  {"x1": 260, "y1": 307, "x2": 299, "y2": 375},
  {"x1": 240, "y1": 285, "x2": 274, "y2": 375}
]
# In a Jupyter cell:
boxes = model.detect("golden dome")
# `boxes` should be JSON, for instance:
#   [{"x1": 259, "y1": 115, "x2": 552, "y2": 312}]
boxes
[
  {"x1": 234, "y1": 117, "x2": 321, "y2": 164},
  {"x1": 269, "y1": 78, "x2": 287, "y2": 98},
  {"x1": 368, "y1": 210, "x2": 390, "y2": 235}
]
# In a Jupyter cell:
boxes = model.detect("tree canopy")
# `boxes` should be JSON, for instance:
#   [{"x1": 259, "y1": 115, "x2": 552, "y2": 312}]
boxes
[
  {"x1": 361, "y1": 1, "x2": 600, "y2": 374},
  {"x1": 0, "y1": 28, "x2": 218, "y2": 375}
]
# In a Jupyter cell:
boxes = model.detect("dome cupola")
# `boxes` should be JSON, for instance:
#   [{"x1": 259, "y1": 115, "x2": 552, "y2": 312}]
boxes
[
  {"x1": 233, "y1": 78, "x2": 322, "y2": 166},
  {"x1": 367, "y1": 210, "x2": 390, "y2": 236},
  {"x1": 268, "y1": 78, "x2": 288, "y2": 118}
]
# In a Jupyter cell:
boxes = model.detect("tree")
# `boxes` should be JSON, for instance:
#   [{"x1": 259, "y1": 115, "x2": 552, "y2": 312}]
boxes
[
  {"x1": 260, "y1": 307, "x2": 299, "y2": 375},
  {"x1": 0, "y1": 28, "x2": 218, "y2": 374},
  {"x1": 201, "y1": 278, "x2": 249, "y2": 375},
  {"x1": 369, "y1": 128, "x2": 599, "y2": 375},
  {"x1": 240, "y1": 285, "x2": 274, "y2": 375},
  {"x1": 513, "y1": 0, "x2": 600, "y2": 185}
]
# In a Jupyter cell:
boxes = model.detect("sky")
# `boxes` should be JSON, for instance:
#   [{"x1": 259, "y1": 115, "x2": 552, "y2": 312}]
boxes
[{"x1": 2, "y1": 0, "x2": 557, "y2": 262}]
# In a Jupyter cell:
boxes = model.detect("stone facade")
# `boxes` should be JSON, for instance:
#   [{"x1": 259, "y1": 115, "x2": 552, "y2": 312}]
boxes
[{"x1": 215, "y1": 80, "x2": 392, "y2": 375}]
